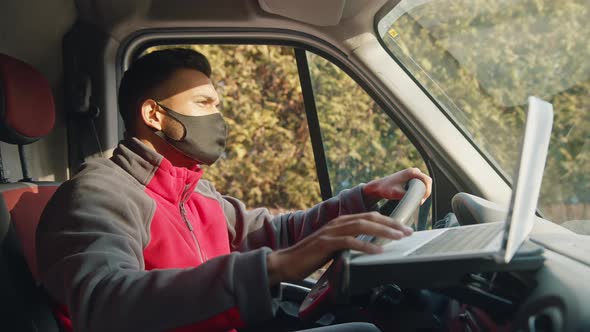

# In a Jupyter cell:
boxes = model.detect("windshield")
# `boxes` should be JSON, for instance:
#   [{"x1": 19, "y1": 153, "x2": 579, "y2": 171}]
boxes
[{"x1": 377, "y1": 0, "x2": 589, "y2": 232}]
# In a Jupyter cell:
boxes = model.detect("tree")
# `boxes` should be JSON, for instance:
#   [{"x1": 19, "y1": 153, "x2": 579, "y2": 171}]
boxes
[{"x1": 383, "y1": 0, "x2": 589, "y2": 223}]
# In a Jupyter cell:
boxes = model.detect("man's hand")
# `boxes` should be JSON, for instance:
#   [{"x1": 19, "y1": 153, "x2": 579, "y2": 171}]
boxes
[
  {"x1": 266, "y1": 212, "x2": 413, "y2": 285},
  {"x1": 265, "y1": 168, "x2": 431, "y2": 286},
  {"x1": 363, "y1": 168, "x2": 432, "y2": 205}
]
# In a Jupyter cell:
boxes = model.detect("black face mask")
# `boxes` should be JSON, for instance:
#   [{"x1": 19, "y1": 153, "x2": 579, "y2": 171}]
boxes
[{"x1": 154, "y1": 102, "x2": 227, "y2": 165}]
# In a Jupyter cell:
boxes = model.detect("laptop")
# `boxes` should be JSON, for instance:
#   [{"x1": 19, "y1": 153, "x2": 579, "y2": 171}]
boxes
[{"x1": 353, "y1": 96, "x2": 553, "y2": 266}]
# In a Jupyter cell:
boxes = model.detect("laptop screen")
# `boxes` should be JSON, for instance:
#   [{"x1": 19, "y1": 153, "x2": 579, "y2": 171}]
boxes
[{"x1": 501, "y1": 96, "x2": 553, "y2": 263}]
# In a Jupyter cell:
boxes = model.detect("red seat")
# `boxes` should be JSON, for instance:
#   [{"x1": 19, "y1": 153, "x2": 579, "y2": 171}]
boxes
[
  {"x1": 0, "y1": 182, "x2": 59, "y2": 279},
  {"x1": 0, "y1": 53, "x2": 61, "y2": 331}
]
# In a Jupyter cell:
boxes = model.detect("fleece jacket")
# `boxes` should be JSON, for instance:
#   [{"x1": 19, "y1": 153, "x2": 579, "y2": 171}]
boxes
[{"x1": 36, "y1": 138, "x2": 371, "y2": 332}]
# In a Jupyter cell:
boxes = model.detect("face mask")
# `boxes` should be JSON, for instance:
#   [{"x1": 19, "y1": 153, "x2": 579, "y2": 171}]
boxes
[{"x1": 154, "y1": 102, "x2": 227, "y2": 165}]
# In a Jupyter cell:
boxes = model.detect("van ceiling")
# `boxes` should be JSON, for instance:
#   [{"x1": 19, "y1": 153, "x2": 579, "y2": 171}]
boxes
[{"x1": 74, "y1": 0, "x2": 389, "y2": 53}]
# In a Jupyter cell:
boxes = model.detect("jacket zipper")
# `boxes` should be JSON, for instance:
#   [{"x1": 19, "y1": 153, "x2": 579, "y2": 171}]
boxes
[{"x1": 180, "y1": 184, "x2": 207, "y2": 263}]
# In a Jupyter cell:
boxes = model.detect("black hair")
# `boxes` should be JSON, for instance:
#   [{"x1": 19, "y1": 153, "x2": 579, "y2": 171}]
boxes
[{"x1": 117, "y1": 48, "x2": 211, "y2": 133}]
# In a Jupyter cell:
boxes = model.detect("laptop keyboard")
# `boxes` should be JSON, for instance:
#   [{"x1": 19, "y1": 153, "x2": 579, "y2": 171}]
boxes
[{"x1": 407, "y1": 223, "x2": 504, "y2": 256}]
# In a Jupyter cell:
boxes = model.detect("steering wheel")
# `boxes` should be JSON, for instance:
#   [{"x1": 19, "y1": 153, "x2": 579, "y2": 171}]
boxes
[{"x1": 298, "y1": 179, "x2": 426, "y2": 321}]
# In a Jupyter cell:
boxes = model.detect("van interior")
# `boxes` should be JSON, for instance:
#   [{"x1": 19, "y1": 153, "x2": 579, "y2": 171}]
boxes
[{"x1": 1, "y1": 0, "x2": 589, "y2": 331}]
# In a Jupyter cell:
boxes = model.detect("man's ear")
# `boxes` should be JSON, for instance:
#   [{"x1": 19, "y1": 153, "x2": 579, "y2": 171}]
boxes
[{"x1": 140, "y1": 99, "x2": 164, "y2": 131}]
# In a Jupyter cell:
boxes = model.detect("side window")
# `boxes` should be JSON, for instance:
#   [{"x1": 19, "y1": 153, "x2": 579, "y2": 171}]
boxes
[
  {"x1": 146, "y1": 45, "x2": 321, "y2": 212},
  {"x1": 144, "y1": 46, "x2": 430, "y2": 222},
  {"x1": 305, "y1": 52, "x2": 431, "y2": 279},
  {"x1": 306, "y1": 52, "x2": 429, "y2": 198}
]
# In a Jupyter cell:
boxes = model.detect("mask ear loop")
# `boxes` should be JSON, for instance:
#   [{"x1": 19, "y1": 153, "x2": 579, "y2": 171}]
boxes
[{"x1": 154, "y1": 102, "x2": 188, "y2": 141}]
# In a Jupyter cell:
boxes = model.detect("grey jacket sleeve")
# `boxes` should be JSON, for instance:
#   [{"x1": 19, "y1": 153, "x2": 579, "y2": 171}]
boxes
[
  {"x1": 197, "y1": 181, "x2": 372, "y2": 252},
  {"x1": 37, "y1": 166, "x2": 275, "y2": 332}
]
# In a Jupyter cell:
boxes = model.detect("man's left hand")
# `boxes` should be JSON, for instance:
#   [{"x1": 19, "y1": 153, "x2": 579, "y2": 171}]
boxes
[{"x1": 363, "y1": 168, "x2": 432, "y2": 205}]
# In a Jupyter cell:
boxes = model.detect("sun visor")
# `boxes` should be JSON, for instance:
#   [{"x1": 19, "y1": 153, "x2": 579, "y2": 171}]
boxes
[{"x1": 258, "y1": 0, "x2": 346, "y2": 26}]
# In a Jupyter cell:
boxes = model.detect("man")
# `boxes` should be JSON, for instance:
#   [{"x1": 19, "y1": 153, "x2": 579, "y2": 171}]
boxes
[{"x1": 37, "y1": 48, "x2": 432, "y2": 332}]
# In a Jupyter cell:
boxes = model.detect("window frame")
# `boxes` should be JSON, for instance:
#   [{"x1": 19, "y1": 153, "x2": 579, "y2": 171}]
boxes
[{"x1": 294, "y1": 48, "x2": 333, "y2": 200}]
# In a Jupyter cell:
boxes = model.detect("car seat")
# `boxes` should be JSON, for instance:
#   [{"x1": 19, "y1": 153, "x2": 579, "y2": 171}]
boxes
[{"x1": 0, "y1": 53, "x2": 62, "y2": 331}]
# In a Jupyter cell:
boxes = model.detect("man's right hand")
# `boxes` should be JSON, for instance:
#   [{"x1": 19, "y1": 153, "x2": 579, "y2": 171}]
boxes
[{"x1": 266, "y1": 211, "x2": 413, "y2": 286}]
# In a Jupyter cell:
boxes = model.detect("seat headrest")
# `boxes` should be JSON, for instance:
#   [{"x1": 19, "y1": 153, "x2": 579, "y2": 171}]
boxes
[{"x1": 0, "y1": 54, "x2": 55, "y2": 145}]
